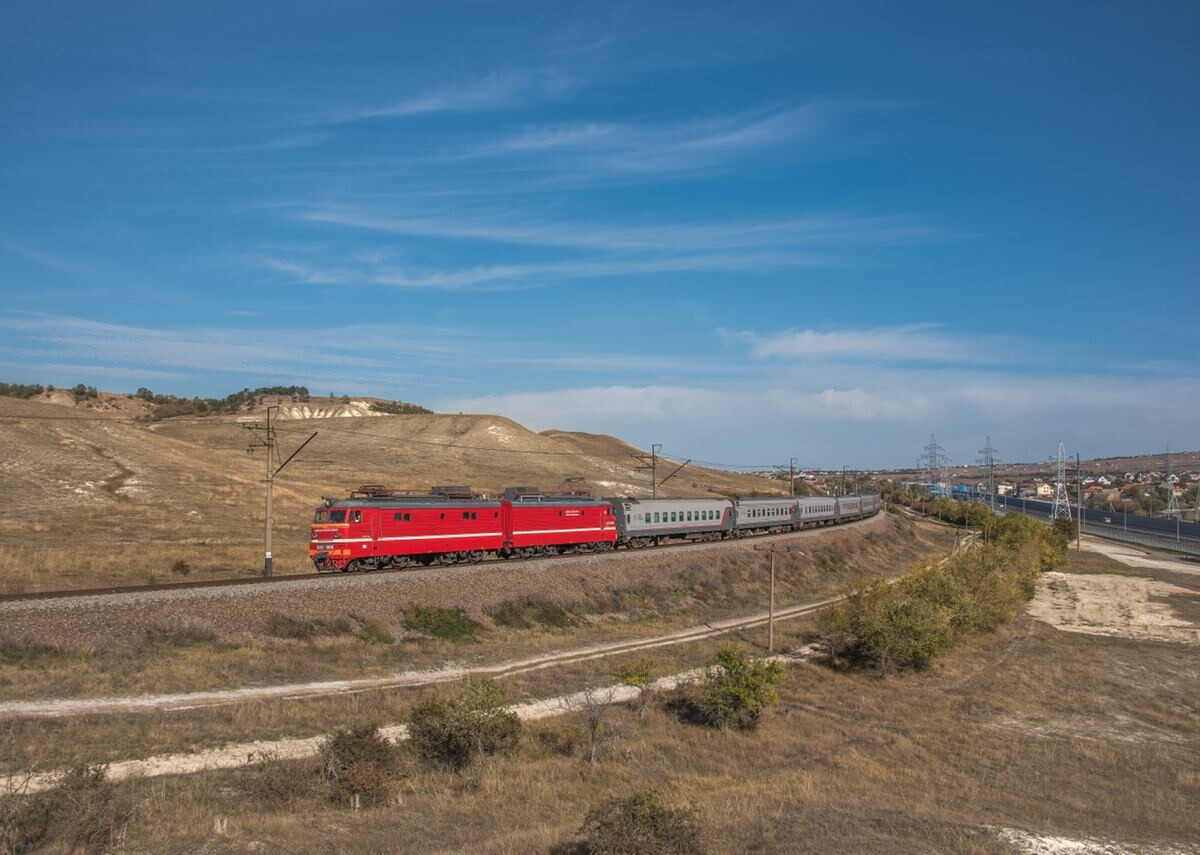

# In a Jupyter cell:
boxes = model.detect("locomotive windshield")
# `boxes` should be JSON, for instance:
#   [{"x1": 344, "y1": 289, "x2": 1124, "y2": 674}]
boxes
[{"x1": 314, "y1": 509, "x2": 347, "y2": 523}]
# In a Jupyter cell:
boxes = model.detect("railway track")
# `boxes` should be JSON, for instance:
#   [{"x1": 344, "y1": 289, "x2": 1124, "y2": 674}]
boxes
[{"x1": 0, "y1": 515, "x2": 880, "y2": 605}]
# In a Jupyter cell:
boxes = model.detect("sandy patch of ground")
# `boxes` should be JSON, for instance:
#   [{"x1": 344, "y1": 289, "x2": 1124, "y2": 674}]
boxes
[
  {"x1": 988, "y1": 710, "x2": 1187, "y2": 745},
  {"x1": 1079, "y1": 537, "x2": 1200, "y2": 576},
  {"x1": 1028, "y1": 572, "x2": 1199, "y2": 646},
  {"x1": 991, "y1": 826, "x2": 1195, "y2": 854}
]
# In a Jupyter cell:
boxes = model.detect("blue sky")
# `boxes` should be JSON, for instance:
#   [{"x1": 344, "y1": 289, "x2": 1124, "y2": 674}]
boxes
[{"x1": 1, "y1": 1, "x2": 1197, "y2": 470}]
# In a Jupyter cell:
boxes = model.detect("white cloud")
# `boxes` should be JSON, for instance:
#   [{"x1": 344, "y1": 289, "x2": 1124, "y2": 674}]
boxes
[{"x1": 731, "y1": 324, "x2": 994, "y2": 364}]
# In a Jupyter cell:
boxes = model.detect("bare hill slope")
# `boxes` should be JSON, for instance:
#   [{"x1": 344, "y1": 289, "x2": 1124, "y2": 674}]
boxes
[{"x1": 0, "y1": 393, "x2": 783, "y2": 591}]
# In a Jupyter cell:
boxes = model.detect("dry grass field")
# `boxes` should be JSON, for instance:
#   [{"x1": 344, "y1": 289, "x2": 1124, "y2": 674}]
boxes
[
  {"x1": 3, "y1": 393, "x2": 1197, "y2": 853},
  {"x1": 1, "y1": 529, "x2": 1197, "y2": 852},
  {"x1": 3, "y1": 541, "x2": 1197, "y2": 853},
  {"x1": 0, "y1": 392, "x2": 781, "y2": 593}
]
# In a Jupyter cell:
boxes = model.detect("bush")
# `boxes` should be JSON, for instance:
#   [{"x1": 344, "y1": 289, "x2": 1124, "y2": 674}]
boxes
[
  {"x1": 613, "y1": 658, "x2": 655, "y2": 719},
  {"x1": 821, "y1": 513, "x2": 1064, "y2": 673},
  {"x1": 408, "y1": 680, "x2": 521, "y2": 770},
  {"x1": 1, "y1": 788, "x2": 54, "y2": 855},
  {"x1": 319, "y1": 726, "x2": 400, "y2": 808},
  {"x1": 144, "y1": 619, "x2": 219, "y2": 647},
  {"x1": 54, "y1": 765, "x2": 134, "y2": 853},
  {"x1": 263, "y1": 614, "x2": 353, "y2": 641},
  {"x1": 0, "y1": 638, "x2": 62, "y2": 668},
  {"x1": 822, "y1": 577, "x2": 955, "y2": 672},
  {"x1": 489, "y1": 599, "x2": 573, "y2": 629},
  {"x1": 402, "y1": 606, "x2": 480, "y2": 641},
  {"x1": 369, "y1": 400, "x2": 432, "y2": 415},
  {"x1": 170, "y1": 559, "x2": 190, "y2": 576},
  {"x1": 670, "y1": 646, "x2": 784, "y2": 732},
  {"x1": 239, "y1": 752, "x2": 318, "y2": 810},
  {"x1": 579, "y1": 790, "x2": 703, "y2": 854},
  {"x1": 356, "y1": 618, "x2": 395, "y2": 645}
]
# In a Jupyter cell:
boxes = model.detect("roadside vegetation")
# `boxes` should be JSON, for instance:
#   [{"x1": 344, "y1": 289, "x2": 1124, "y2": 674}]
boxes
[{"x1": 819, "y1": 511, "x2": 1067, "y2": 671}]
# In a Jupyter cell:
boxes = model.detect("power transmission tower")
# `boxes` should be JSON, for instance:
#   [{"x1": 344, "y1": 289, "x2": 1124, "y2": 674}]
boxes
[
  {"x1": 978, "y1": 436, "x2": 999, "y2": 510},
  {"x1": 245, "y1": 406, "x2": 318, "y2": 576},
  {"x1": 1051, "y1": 441, "x2": 1072, "y2": 522},
  {"x1": 920, "y1": 434, "x2": 949, "y2": 490}
]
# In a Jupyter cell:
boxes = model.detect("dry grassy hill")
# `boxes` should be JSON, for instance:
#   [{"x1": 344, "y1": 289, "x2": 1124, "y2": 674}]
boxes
[{"x1": 0, "y1": 392, "x2": 785, "y2": 592}]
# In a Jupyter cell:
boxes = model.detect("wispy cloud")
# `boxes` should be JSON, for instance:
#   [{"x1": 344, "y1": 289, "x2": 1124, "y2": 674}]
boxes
[
  {"x1": 729, "y1": 324, "x2": 994, "y2": 364},
  {"x1": 0, "y1": 238, "x2": 84, "y2": 276},
  {"x1": 336, "y1": 69, "x2": 576, "y2": 122},
  {"x1": 451, "y1": 101, "x2": 856, "y2": 175},
  {"x1": 261, "y1": 249, "x2": 842, "y2": 292},
  {"x1": 299, "y1": 207, "x2": 936, "y2": 253}
]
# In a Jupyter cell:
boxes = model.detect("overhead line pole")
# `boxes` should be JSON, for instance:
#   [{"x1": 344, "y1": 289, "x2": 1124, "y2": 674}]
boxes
[{"x1": 246, "y1": 406, "x2": 318, "y2": 577}]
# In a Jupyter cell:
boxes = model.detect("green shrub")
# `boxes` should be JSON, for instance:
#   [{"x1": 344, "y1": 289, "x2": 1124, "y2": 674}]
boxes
[
  {"x1": 579, "y1": 790, "x2": 703, "y2": 854},
  {"x1": 613, "y1": 658, "x2": 655, "y2": 719},
  {"x1": 670, "y1": 645, "x2": 784, "y2": 732},
  {"x1": 402, "y1": 606, "x2": 480, "y2": 641},
  {"x1": 821, "y1": 510, "x2": 1064, "y2": 673},
  {"x1": 408, "y1": 680, "x2": 521, "y2": 770},
  {"x1": 368, "y1": 400, "x2": 432, "y2": 415},
  {"x1": 319, "y1": 726, "x2": 400, "y2": 807},
  {"x1": 822, "y1": 577, "x2": 955, "y2": 672}
]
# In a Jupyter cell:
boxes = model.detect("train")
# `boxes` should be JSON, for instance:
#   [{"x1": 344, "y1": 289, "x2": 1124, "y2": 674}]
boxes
[{"x1": 309, "y1": 485, "x2": 882, "y2": 572}]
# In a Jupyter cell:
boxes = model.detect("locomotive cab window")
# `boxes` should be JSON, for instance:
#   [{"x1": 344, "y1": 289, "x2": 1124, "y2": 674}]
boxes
[{"x1": 351, "y1": 511, "x2": 362, "y2": 523}]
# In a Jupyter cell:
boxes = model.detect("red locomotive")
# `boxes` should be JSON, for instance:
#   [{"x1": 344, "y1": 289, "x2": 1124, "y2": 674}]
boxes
[{"x1": 310, "y1": 485, "x2": 617, "y2": 572}]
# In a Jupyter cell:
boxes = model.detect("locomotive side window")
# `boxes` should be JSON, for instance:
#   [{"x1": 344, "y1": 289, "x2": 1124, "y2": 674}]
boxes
[{"x1": 351, "y1": 511, "x2": 362, "y2": 523}]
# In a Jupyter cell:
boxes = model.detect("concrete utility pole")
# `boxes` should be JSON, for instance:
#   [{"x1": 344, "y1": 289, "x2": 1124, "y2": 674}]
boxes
[
  {"x1": 754, "y1": 544, "x2": 804, "y2": 653},
  {"x1": 245, "y1": 406, "x2": 317, "y2": 576},
  {"x1": 632, "y1": 444, "x2": 690, "y2": 498}
]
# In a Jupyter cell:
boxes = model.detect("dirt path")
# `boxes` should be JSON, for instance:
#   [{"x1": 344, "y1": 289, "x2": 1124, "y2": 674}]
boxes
[
  {"x1": 2, "y1": 658, "x2": 804, "y2": 795},
  {"x1": 0, "y1": 593, "x2": 843, "y2": 719}
]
